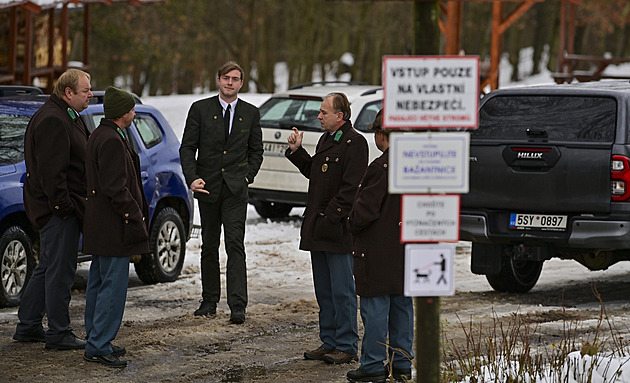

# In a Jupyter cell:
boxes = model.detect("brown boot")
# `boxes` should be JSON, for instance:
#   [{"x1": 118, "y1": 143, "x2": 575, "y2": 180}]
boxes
[
  {"x1": 322, "y1": 349, "x2": 358, "y2": 364},
  {"x1": 304, "y1": 345, "x2": 334, "y2": 360}
]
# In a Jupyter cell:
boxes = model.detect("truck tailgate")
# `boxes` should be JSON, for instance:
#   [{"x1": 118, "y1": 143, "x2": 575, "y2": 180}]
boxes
[
  {"x1": 462, "y1": 143, "x2": 612, "y2": 213},
  {"x1": 462, "y1": 94, "x2": 617, "y2": 215}
]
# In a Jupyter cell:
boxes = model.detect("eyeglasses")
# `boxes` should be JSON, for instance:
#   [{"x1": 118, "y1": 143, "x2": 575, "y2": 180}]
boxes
[{"x1": 221, "y1": 76, "x2": 242, "y2": 83}]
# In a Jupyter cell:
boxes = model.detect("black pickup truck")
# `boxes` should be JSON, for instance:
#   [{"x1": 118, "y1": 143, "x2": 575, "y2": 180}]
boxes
[{"x1": 460, "y1": 80, "x2": 630, "y2": 293}]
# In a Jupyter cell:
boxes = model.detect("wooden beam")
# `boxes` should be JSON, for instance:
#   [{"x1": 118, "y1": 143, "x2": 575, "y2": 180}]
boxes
[
  {"x1": 489, "y1": 1, "x2": 502, "y2": 90},
  {"x1": 8, "y1": 7, "x2": 17, "y2": 80},
  {"x1": 61, "y1": 2, "x2": 69, "y2": 72},
  {"x1": 47, "y1": 8, "x2": 55, "y2": 92},
  {"x1": 567, "y1": 0, "x2": 575, "y2": 56},
  {"x1": 83, "y1": 4, "x2": 90, "y2": 68},
  {"x1": 498, "y1": 0, "x2": 539, "y2": 34},
  {"x1": 438, "y1": 1, "x2": 447, "y2": 35},
  {"x1": 18, "y1": 1, "x2": 41, "y2": 14},
  {"x1": 445, "y1": 1, "x2": 463, "y2": 54},
  {"x1": 23, "y1": 9, "x2": 33, "y2": 85}
]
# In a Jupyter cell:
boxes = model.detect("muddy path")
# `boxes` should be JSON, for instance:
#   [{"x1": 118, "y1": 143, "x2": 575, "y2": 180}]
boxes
[{"x1": 1, "y1": 229, "x2": 629, "y2": 382}]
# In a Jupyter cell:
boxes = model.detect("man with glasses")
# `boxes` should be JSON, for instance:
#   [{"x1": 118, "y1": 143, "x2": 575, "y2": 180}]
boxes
[
  {"x1": 14, "y1": 69, "x2": 92, "y2": 350},
  {"x1": 180, "y1": 61, "x2": 263, "y2": 324}
]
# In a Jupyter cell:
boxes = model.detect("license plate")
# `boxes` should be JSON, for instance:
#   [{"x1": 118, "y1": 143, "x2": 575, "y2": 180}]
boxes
[
  {"x1": 509, "y1": 213, "x2": 567, "y2": 231},
  {"x1": 263, "y1": 141, "x2": 288, "y2": 156}
]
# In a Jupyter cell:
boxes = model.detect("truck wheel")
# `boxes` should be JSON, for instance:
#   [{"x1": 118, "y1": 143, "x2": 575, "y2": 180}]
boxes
[
  {"x1": 253, "y1": 201, "x2": 293, "y2": 219},
  {"x1": 134, "y1": 207, "x2": 185, "y2": 284},
  {"x1": 0, "y1": 226, "x2": 35, "y2": 307},
  {"x1": 485, "y1": 254, "x2": 543, "y2": 293}
]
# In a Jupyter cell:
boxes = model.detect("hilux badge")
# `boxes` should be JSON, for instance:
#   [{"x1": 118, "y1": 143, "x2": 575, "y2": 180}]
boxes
[{"x1": 517, "y1": 152, "x2": 543, "y2": 159}]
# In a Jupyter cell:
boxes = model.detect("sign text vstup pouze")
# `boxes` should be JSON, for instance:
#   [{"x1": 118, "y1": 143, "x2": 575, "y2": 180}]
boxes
[{"x1": 383, "y1": 56, "x2": 480, "y2": 130}]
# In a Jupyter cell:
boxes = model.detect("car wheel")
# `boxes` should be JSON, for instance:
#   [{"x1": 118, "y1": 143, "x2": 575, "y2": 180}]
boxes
[
  {"x1": 253, "y1": 201, "x2": 293, "y2": 219},
  {"x1": 485, "y1": 252, "x2": 543, "y2": 293},
  {"x1": 134, "y1": 207, "x2": 185, "y2": 284},
  {"x1": 0, "y1": 226, "x2": 35, "y2": 307}
]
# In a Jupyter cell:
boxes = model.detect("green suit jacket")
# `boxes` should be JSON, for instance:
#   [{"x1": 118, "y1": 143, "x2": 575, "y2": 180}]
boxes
[{"x1": 179, "y1": 95, "x2": 263, "y2": 203}]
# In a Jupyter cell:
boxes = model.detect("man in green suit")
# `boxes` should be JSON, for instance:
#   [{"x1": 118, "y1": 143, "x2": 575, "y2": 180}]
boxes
[{"x1": 179, "y1": 61, "x2": 263, "y2": 324}]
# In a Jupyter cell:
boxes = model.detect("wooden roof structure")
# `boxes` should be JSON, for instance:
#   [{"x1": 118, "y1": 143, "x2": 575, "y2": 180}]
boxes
[
  {"x1": 434, "y1": 0, "x2": 582, "y2": 91},
  {"x1": 0, "y1": 0, "x2": 161, "y2": 92}
]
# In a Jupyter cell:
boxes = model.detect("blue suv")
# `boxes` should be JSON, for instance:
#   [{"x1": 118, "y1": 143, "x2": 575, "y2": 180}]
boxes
[{"x1": 0, "y1": 87, "x2": 194, "y2": 306}]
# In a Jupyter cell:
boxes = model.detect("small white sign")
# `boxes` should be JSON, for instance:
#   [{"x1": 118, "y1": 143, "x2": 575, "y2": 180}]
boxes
[
  {"x1": 404, "y1": 243, "x2": 455, "y2": 297},
  {"x1": 382, "y1": 56, "x2": 479, "y2": 129},
  {"x1": 389, "y1": 132, "x2": 469, "y2": 194},
  {"x1": 401, "y1": 195, "x2": 460, "y2": 243}
]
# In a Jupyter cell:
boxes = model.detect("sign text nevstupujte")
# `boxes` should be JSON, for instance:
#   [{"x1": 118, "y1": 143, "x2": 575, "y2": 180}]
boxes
[
  {"x1": 389, "y1": 132, "x2": 469, "y2": 194},
  {"x1": 383, "y1": 56, "x2": 479, "y2": 129}
]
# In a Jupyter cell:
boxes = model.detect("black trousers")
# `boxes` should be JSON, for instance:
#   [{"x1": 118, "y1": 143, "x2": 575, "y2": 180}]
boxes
[
  {"x1": 16, "y1": 214, "x2": 80, "y2": 343},
  {"x1": 198, "y1": 181, "x2": 248, "y2": 310}
]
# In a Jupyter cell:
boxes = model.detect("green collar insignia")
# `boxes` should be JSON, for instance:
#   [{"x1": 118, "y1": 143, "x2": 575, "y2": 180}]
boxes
[
  {"x1": 67, "y1": 107, "x2": 77, "y2": 120},
  {"x1": 333, "y1": 129, "x2": 343, "y2": 142},
  {"x1": 116, "y1": 127, "x2": 126, "y2": 139}
]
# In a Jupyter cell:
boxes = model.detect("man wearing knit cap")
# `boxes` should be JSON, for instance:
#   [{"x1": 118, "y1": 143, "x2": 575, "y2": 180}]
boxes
[{"x1": 82, "y1": 86, "x2": 149, "y2": 368}]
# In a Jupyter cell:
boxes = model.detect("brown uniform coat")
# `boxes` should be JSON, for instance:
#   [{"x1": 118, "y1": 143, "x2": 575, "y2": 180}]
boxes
[
  {"x1": 23, "y1": 94, "x2": 89, "y2": 229},
  {"x1": 348, "y1": 149, "x2": 404, "y2": 296},
  {"x1": 83, "y1": 119, "x2": 149, "y2": 257},
  {"x1": 286, "y1": 121, "x2": 368, "y2": 254}
]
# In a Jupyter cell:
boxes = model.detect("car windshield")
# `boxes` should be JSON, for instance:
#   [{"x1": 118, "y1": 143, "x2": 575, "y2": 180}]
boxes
[
  {"x1": 0, "y1": 114, "x2": 29, "y2": 165},
  {"x1": 354, "y1": 100, "x2": 382, "y2": 132},
  {"x1": 259, "y1": 97, "x2": 323, "y2": 132}
]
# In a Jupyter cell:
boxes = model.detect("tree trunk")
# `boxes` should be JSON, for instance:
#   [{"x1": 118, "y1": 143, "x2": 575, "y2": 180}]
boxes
[{"x1": 412, "y1": 0, "x2": 440, "y2": 55}]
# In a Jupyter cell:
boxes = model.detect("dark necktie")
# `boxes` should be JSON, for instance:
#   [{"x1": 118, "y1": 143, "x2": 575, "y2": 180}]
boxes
[{"x1": 224, "y1": 104, "x2": 231, "y2": 141}]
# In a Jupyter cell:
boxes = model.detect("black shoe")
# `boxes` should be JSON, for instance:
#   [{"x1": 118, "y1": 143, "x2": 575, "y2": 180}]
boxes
[
  {"x1": 83, "y1": 352, "x2": 127, "y2": 368},
  {"x1": 347, "y1": 366, "x2": 388, "y2": 383},
  {"x1": 229, "y1": 308, "x2": 245, "y2": 324},
  {"x1": 392, "y1": 368, "x2": 412, "y2": 381},
  {"x1": 45, "y1": 331, "x2": 86, "y2": 350},
  {"x1": 322, "y1": 349, "x2": 359, "y2": 364},
  {"x1": 111, "y1": 345, "x2": 126, "y2": 357},
  {"x1": 13, "y1": 328, "x2": 45, "y2": 343},
  {"x1": 194, "y1": 300, "x2": 216, "y2": 316}
]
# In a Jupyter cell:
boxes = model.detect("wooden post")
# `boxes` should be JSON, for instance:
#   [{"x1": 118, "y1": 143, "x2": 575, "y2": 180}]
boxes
[
  {"x1": 83, "y1": 3, "x2": 90, "y2": 69},
  {"x1": 47, "y1": 8, "x2": 55, "y2": 92},
  {"x1": 489, "y1": 1, "x2": 503, "y2": 91},
  {"x1": 445, "y1": 1, "x2": 462, "y2": 55},
  {"x1": 8, "y1": 7, "x2": 17, "y2": 82},
  {"x1": 557, "y1": 1, "x2": 567, "y2": 74},
  {"x1": 60, "y1": 3, "x2": 68, "y2": 72},
  {"x1": 415, "y1": 296, "x2": 441, "y2": 383},
  {"x1": 23, "y1": 10, "x2": 33, "y2": 85},
  {"x1": 567, "y1": 1, "x2": 575, "y2": 59}
]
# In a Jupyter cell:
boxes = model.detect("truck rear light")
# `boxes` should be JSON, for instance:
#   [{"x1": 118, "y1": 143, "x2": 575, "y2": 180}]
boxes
[
  {"x1": 611, "y1": 155, "x2": 630, "y2": 201},
  {"x1": 612, "y1": 159, "x2": 625, "y2": 171},
  {"x1": 612, "y1": 181, "x2": 626, "y2": 195}
]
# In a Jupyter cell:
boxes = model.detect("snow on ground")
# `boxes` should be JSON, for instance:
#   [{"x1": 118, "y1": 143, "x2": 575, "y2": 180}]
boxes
[{"x1": 137, "y1": 65, "x2": 630, "y2": 382}]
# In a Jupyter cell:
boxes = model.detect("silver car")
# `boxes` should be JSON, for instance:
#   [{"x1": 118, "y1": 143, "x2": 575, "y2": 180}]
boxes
[{"x1": 249, "y1": 82, "x2": 383, "y2": 219}]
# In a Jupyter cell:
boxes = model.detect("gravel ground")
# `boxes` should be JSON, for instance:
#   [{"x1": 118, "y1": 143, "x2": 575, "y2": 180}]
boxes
[{"x1": 1, "y1": 211, "x2": 629, "y2": 383}]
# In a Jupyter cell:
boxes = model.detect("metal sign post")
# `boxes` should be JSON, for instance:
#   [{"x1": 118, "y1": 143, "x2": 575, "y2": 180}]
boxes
[
  {"x1": 405, "y1": 243, "x2": 455, "y2": 382},
  {"x1": 383, "y1": 55, "x2": 479, "y2": 383}
]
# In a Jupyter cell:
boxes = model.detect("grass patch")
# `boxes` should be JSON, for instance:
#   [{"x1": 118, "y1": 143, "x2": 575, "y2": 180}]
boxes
[{"x1": 440, "y1": 285, "x2": 630, "y2": 382}]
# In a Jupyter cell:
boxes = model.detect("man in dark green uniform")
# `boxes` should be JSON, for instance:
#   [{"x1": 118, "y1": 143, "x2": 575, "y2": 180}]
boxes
[{"x1": 179, "y1": 61, "x2": 263, "y2": 324}]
